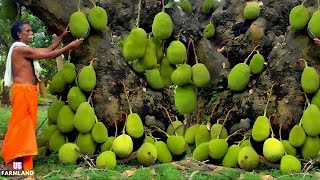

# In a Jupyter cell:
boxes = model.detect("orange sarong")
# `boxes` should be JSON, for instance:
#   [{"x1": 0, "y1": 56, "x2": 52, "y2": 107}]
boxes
[{"x1": 1, "y1": 83, "x2": 39, "y2": 170}]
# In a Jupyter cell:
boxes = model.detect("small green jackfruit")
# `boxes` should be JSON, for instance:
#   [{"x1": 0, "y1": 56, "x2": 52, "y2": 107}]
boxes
[
  {"x1": 167, "y1": 41, "x2": 187, "y2": 65},
  {"x1": 301, "y1": 104, "x2": 320, "y2": 136},
  {"x1": 122, "y1": 28, "x2": 147, "y2": 61},
  {"x1": 74, "y1": 102, "x2": 96, "y2": 133},
  {"x1": 88, "y1": 6, "x2": 108, "y2": 31},
  {"x1": 171, "y1": 64, "x2": 192, "y2": 86},
  {"x1": 62, "y1": 62, "x2": 76, "y2": 84},
  {"x1": 238, "y1": 146, "x2": 259, "y2": 171},
  {"x1": 137, "y1": 142, "x2": 158, "y2": 166},
  {"x1": 195, "y1": 125, "x2": 211, "y2": 147},
  {"x1": 301, "y1": 66, "x2": 319, "y2": 94},
  {"x1": 76, "y1": 133, "x2": 97, "y2": 156},
  {"x1": 101, "y1": 136, "x2": 116, "y2": 152},
  {"x1": 210, "y1": 123, "x2": 228, "y2": 139},
  {"x1": 209, "y1": 139, "x2": 228, "y2": 159},
  {"x1": 227, "y1": 63, "x2": 251, "y2": 91},
  {"x1": 222, "y1": 145, "x2": 241, "y2": 168},
  {"x1": 126, "y1": 113, "x2": 144, "y2": 139},
  {"x1": 48, "y1": 100, "x2": 65, "y2": 124},
  {"x1": 288, "y1": 124, "x2": 306, "y2": 147},
  {"x1": 57, "y1": 105, "x2": 75, "y2": 133},
  {"x1": 67, "y1": 86, "x2": 86, "y2": 111},
  {"x1": 201, "y1": 0, "x2": 212, "y2": 14},
  {"x1": 58, "y1": 143, "x2": 80, "y2": 164},
  {"x1": 1, "y1": 0, "x2": 18, "y2": 19},
  {"x1": 145, "y1": 69, "x2": 165, "y2": 90},
  {"x1": 144, "y1": 136, "x2": 156, "y2": 144},
  {"x1": 48, "y1": 130, "x2": 66, "y2": 152},
  {"x1": 152, "y1": 12, "x2": 173, "y2": 40},
  {"x1": 78, "y1": 65, "x2": 96, "y2": 92},
  {"x1": 154, "y1": 141, "x2": 172, "y2": 163},
  {"x1": 167, "y1": 120, "x2": 185, "y2": 136},
  {"x1": 166, "y1": 136, "x2": 186, "y2": 155},
  {"x1": 111, "y1": 134, "x2": 133, "y2": 158},
  {"x1": 41, "y1": 124, "x2": 58, "y2": 142},
  {"x1": 69, "y1": 11, "x2": 90, "y2": 38},
  {"x1": 180, "y1": 0, "x2": 192, "y2": 14},
  {"x1": 249, "y1": 52, "x2": 265, "y2": 75},
  {"x1": 203, "y1": 22, "x2": 215, "y2": 39},
  {"x1": 311, "y1": 89, "x2": 320, "y2": 109},
  {"x1": 240, "y1": 140, "x2": 251, "y2": 148},
  {"x1": 289, "y1": 5, "x2": 310, "y2": 31},
  {"x1": 132, "y1": 59, "x2": 145, "y2": 73},
  {"x1": 174, "y1": 84, "x2": 197, "y2": 115},
  {"x1": 212, "y1": 0, "x2": 220, "y2": 10},
  {"x1": 91, "y1": 121, "x2": 108, "y2": 143},
  {"x1": 281, "y1": 140, "x2": 297, "y2": 156},
  {"x1": 308, "y1": 11, "x2": 320, "y2": 38},
  {"x1": 193, "y1": 142, "x2": 210, "y2": 161},
  {"x1": 280, "y1": 155, "x2": 301, "y2": 174},
  {"x1": 252, "y1": 116, "x2": 270, "y2": 142},
  {"x1": 96, "y1": 151, "x2": 116, "y2": 169},
  {"x1": 301, "y1": 136, "x2": 320, "y2": 159},
  {"x1": 243, "y1": 2, "x2": 260, "y2": 20},
  {"x1": 263, "y1": 138, "x2": 285, "y2": 162},
  {"x1": 141, "y1": 39, "x2": 158, "y2": 70},
  {"x1": 184, "y1": 124, "x2": 200, "y2": 144},
  {"x1": 192, "y1": 63, "x2": 211, "y2": 87},
  {"x1": 160, "y1": 57, "x2": 176, "y2": 87}
]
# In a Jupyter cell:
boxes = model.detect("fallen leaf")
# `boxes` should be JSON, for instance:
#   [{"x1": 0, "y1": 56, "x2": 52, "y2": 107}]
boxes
[
  {"x1": 72, "y1": 167, "x2": 83, "y2": 178},
  {"x1": 260, "y1": 174, "x2": 273, "y2": 180},
  {"x1": 122, "y1": 168, "x2": 137, "y2": 177},
  {"x1": 212, "y1": 166, "x2": 225, "y2": 172},
  {"x1": 150, "y1": 168, "x2": 156, "y2": 176}
]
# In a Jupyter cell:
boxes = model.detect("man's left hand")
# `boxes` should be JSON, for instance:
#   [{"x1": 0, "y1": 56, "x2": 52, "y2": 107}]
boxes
[{"x1": 314, "y1": 38, "x2": 320, "y2": 46}]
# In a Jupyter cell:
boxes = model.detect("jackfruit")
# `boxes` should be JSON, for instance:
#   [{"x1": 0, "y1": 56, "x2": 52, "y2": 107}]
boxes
[
  {"x1": 74, "y1": 102, "x2": 96, "y2": 133},
  {"x1": 57, "y1": 105, "x2": 75, "y2": 133},
  {"x1": 160, "y1": 57, "x2": 176, "y2": 87},
  {"x1": 193, "y1": 142, "x2": 209, "y2": 161},
  {"x1": 1, "y1": 0, "x2": 18, "y2": 19},
  {"x1": 111, "y1": 134, "x2": 133, "y2": 158},
  {"x1": 48, "y1": 130, "x2": 66, "y2": 152},
  {"x1": 41, "y1": 124, "x2": 58, "y2": 142},
  {"x1": 137, "y1": 142, "x2": 157, "y2": 166},
  {"x1": 252, "y1": 115, "x2": 270, "y2": 142},
  {"x1": 239, "y1": 140, "x2": 251, "y2": 148},
  {"x1": 171, "y1": 64, "x2": 192, "y2": 86},
  {"x1": 203, "y1": 22, "x2": 215, "y2": 39},
  {"x1": 92, "y1": 121, "x2": 108, "y2": 143},
  {"x1": 141, "y1": 39, "x2": 158, "y2": 70},
  {"x1": 69, "y1": 11, "x2": 90, "y2": 38},
  {"x1": 167, "y1": 41, "x2": 187, "y2": 65},
  {"x1": 154, "y1": 141, "x2": 172, "y2": 163},
  {"x1": 166, "y1": 135, "x2": 186, "y2": 155},
  {"x1": 67, "y1": 86, "x2": 86, "y2": 111},
  {"x1": 122, "y1": 28, "x2": 147, "y2": 61},
  {"x1": 212, "y1": 0, "x2": 220, "y2": 10},
  {"x1": 152, "y1": 12, "x2": 173, "y2": 40},
  {"x1": 227, "y1": 63, "x2": 251, "y2": 91},
  {"x1": 210, "y1": 123, "x2": 228, "y2": 139},
  {"x1": 96, "y1": 151, "x2": 116, "y2": 169},
  {"x1": 301, "y1": 104, "x2": 320, "y2": 136},
  {"x1": 288, "y1": 124, "x2": 306, "y2": 147},
  {"x1": 58, "y1": 143, "x2": 80, "y2": 164},
  {"x1": 184, "y1": 124, "x2": 200, "y2": 144},
  {"x1": 49, "y1": 70, "x2": 66, "y2": 94},
  {"x1": 208, "y1": 139, "x2": 228, "y2": 159},
  {"x1": 180, "y1": 0, "x2": 192, "y2": 15},
  {"x1": 308, "y1": 10, "x2": 320, "y2": 38},
  {"x1": 222, "y1": 145, "x2": 241, "y2": 168},
  {"x1": 243, "y1": 2, "x2": 260, "y2": 20},
  {"x1": 249, "y1": 52, "x2": 265, "y2": 75},
  {"x1": 301, "y1": 136, "x2": 320, "y2": 159},
  {"x1": 263, "y1": 137, "x2": 285, "y2": 162},
  {"x1": 78, "y1": 64, "x2": 96, "y2": 92},
  {"x1": 62, "y1": 56, "x2": 76, "y2": 84},
  {"x1": 311, "y1": 89, "x2": 320, "y2": 109},
  {"x1": 201, "y1": 0, "x2": 212, "y2": 14},
  {"x1": 280, "y1": 155, "x2": 301, "y2": 174},
  {"x1": 281, "y1": 140, "x2": 297, "y2": 156},
  {"x1": 48, "y1": 100, "x2": 65, "y2": 124},
  {"x1": 174, "y1": 84, "x2": 197, "y2": 115},
  {"x1": 126, "y1": 113, "x2": 144, "y2": 139},
  {"x1": 301, "y1": 66, "x2": 319, "y2": 94},
  {"x1": 36, "y1": 137, "x2": 47, "y2": 147},
  {"x1": 238, "y1": 146, "x2": 259, "y2": 171},
  {"x1": 167, "y1": 120, "x2": 185, "y2": 136},
  {"x1": 192, "y1": 63, "x2": 211, "y2": 87},
  {"x1": 289, "y1": 5, "x2": 310, "y2": 30},
  {"x1": 145, "y1": 69, "x2": 165, "y2": 90},
  {"x1": 76, "y1": 133, "x2": 97, "y2": 156},
  {"x1": 88, "y1": 6, "x2": 108, "y2": 31},
  {"x1": 195, "y1": 124, "x2": 211, "y2": 147},
  {"x1": 151, "y1": 37, "x2": 164, "y2": 63},
  {"x1": 144, "y1": 136, "x2": 156, "y2": 144},
  {"x1": 132, "y1": 59, "x2": 145, "y2": 73},
  {"x1": 101, "y1": 136, "x2": 116, "y2": 152}
]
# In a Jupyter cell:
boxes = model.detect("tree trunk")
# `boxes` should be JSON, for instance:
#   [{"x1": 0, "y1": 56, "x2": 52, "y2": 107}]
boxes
[
  {"x1": 13, "y1": 0, "x2": 320, "y2": 137},
  {"x1": 38, "y1": 76, "x2": 47, "y2": 98}
]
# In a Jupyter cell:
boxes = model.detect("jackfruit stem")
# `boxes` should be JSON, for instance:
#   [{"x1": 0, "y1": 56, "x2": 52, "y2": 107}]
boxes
[
  {"x1": 121, "y1": 82, "x2": 133, "y2": 114},
  {"x1": 300, "y1": 58, "x2": 308, "y2": 67},
  {"x1": 122, "y1": 113, "x2": 128, "y2": 134},
  {"x1": 244, "y1": 45, "x2": 260, "y2": 64},
  {"x1": 190, "y1": 38, "x2": 199, "y2": 64},
  {"x1": 303, "y1": 92, "x2": 311, "y2": 106},
  {"x1": 210, "y1": 102, "x2": 218, "y2": 124},
  {"x1": 318, "y1": 0, "x2": 319, "y2": 11},
  {"x1": 263, "y1": 83, "x2": 275, "y2": 117},
  {"x1": 87, "y1": 90, "x2": 94, "y2": 104},
  {"x1": 176, "y1": 29, "x2": 183, "y2": 41},
  {"x1": 217, "y1": 107, "x2": 235, "y2": 139},
  {"x1": 152, "y1": 126, "x2": 170, "y2": 137},
  {"x1": 147, "y1": 132, "x2": 158, "y2": 142},
  {"x1": 269, "y1": 116, "x2": 275, "y2": 138},
  {"x1": 236, "y1": 134, "x2": 248, "y2": 145},
  {"x1": 78, "y1": 0, "x2": 81, "y2": 11},
  {"x1": 89, "y1": 0, "x2": 96, "y2": 6},
  {"x1": 67, "y1": 50, "x2": 71, "y2": 63},
  {"x1": 226, "y1": 129, "x2": 243, "y2": 141},
  {"x1": 114, "y1": 119, "x2": 118, "y2": 137},
  {"x1": 136, "y1": 0, "x2": 142, "y2": 28},
  {"x1": 160, "y1": 104, "x2": 174, "y2": 125},
  {"x1": 162, "y1": 0, "x2": 165, "y2": 12},
  {"x1": 256, "y1": 50, "x2": 260, "y2": 55},
  {"x1": 279, "y1": 123, "x2": 283, "y2": 141},
  {"x1": 95, "y1": 116, "x2": 98, "y2": 123}
]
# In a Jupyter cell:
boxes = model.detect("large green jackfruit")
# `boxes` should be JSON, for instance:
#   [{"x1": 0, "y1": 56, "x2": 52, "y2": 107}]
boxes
[
  {"x1": 301, "y1": 66, "x2": 319, "y2": 94},
  {"x1": 74, "y1": 102, "x2": 96, "y2": 133},
  {"x1": 159, "y1": 57, "x2": 176, "y2": 87},
  {"x1": 1, "y1": 0, "x2": 18, "y2": 19},
  {"x1": 111, "y1": 134, "x2": 133, "y2": 158},
  {"x1": 67, "y1": 86, "x2": 86, "y2": 111},
  {"x1": 308, "y1": 11, "x2": 320, "y2": 38},
  {"x1": 96, "y1": 151, "x2": 116, "y2": 169},
  {"x1": 48, "y1": 130, "x2": 66, "y2": 152},
  {"x1": 152, "y1": 12, "x2": 173, "y2": 40},
  {"x1": 301, "y1": 104, "x2": 320, "y2": 136},
  {"x1": 76, "y1": 133, "x2": 97, "y2": 156},
  {"x1": 122, "y1": 28, "x2": 147, "y2": 61},
  {"x1": 192, "y1": 63, "x2": 211, "y2": 87},
  {"x1": 78, "y1": 65, "x2": 96, "y2": 92},
  {"x1": 227, "y1": 63, "x2": 251, "y2": 91},
  {"x1": 137, "y1": 142, "x2": 158, "y2": 166},
  {"x1": 62, "y1": 62, "x2": 76, "y2": 84},
  {"x1": 88, "y1": 6, "x2": 108, "y2": 31},
  {"x1": 91, "y1": 122, "x2": 108, "y2": 143},
  {"x1": 47, "y1": 100, "x2": 65, "y2": 124},
  {"x1": 58, "y1": 143, "x2": 80, "y2": 164},
  {"x1": 69, "y1": 11, "x2": 90, "y2": 38},
  {"x1": 141, "y1": 39, "x2": 158, "y2": 70},
  {"x1": 126, "y1": 113, "x2": 144, "y2": 139},
  {"x1": 174, "y1": 84, "x2": 197, "y2": 115},
  {"x1": 49, "y1": 70, "x2": 66, "y2": 94},
  {"x1": 171, "y1": 64, "x2": 192, "y2": 86},
  {"x1": 289, "y1": 5, "x2": 310, "y2": 30},
  {"x1": 167, "y1": 41, "x2": 187, "y2": 65},
  {"x1": 145, "y1": 69, "x2": 165, "y2": 90},
  {"x1": 57, "y1": 105, "x2": 75, "y2": 133}
]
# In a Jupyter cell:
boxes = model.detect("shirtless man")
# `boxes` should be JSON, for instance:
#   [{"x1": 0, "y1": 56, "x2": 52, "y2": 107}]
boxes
[{"x1": 2, "y1": 21, "x2": 83, "y2": 179}]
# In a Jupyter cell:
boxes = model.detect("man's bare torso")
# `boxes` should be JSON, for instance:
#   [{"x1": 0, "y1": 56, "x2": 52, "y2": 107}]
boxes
[{"x1": 12, "y1": 47, "x2": 37, "y2": 85}]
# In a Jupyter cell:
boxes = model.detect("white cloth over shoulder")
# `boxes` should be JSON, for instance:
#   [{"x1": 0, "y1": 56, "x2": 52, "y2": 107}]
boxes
[{"x1": 3, "y1": 42, "x2": 42, "y2": 87}]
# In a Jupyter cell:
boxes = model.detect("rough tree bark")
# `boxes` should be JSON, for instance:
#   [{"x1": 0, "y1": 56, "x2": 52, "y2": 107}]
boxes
[{"x1": 13, "y1": 0, "x2": 320, "y2": 138}]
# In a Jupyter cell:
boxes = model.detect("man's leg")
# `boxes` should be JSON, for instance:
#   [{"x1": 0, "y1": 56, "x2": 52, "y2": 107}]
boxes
[{"x1": 23, "y1": 156, "x2": 33, "y2": 170}]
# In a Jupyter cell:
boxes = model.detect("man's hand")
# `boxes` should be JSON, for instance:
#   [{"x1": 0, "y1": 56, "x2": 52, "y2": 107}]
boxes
[
  {"x1": 68, "y1": 38, "x2": 84, "y2": 50},
  {"x1": 60, "y1": 26, "x2": 70, "y2": 38},
  {"x1": 314, "y1": 38, "x2": 320, "y2": 46}
]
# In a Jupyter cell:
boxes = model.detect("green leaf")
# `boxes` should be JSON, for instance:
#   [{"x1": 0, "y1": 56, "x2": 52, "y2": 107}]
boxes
[
  {"x1": 164, "y1": 0, "x2": 175, "y2": 9},
  {"x1": 203, "y1": 114, "x2": 211, "y2": 122}
]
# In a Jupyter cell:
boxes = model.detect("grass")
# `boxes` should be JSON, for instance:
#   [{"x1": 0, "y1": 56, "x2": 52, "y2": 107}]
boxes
[{"x1": 0, "y1": 102, "x2": 319, "y2": 180}]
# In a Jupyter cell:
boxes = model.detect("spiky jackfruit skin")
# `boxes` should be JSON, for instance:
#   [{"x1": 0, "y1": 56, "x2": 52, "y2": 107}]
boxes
[
  {"x1": 76, "y1": 133, "x2": 97, "y2": 156},
  {"x1": 193, "y1": 142, "x2": 209, "y2": 161},
  {"x1": 91, "y1": 122, "x2": 108, "y2": 143},
  {"x1": 263, "y1": 138, "x2": 285, "y2": 162},
  {"x1": 47, "y1": 100, "x2": 65, "y2": 124},
  {"x1": 57, "y1": 105, "x2": 75, "y2": 133},
  {"x1": 126, "y1": 113, "x2": 144, "y2": 138},
  {"x1": 301, "y1": 104, "x2": 320, "y2": 136},
  {"x1": 152, "y1": 12, "x2": 173, "y2": 40},
  {"x1": 74, "y1": 102, "x2": 96, "y2": 133},
  {"x1": 96, "y1": 151, "x2": 117, "y2": 169},
  {"x1": 58, "y1": 143, "x2": 80, "y2": 164},
  {"x1": 288, "y1": 125, "x2": 306, "y2": 147},
  {"x1": 184, "y1": 124, "x2": 200, "y2": 144},
  {"x1": 145, "y1": 69, "x2": 165, "y2": 90},
  {"x1": 289, "y1": 5, "x2": 310, "y2": 30},
  {"x1": 222, "y1": 145, "x2": 242, "y2": 168},
  {"x1": 308, "y1": 11, "x2": 320, "y2": 38},
  {"x1": 88, "y1": 6, "x2": 108, "y2": 31},
  {"x1": 166, "y1": 136, "x2": 186, "y2": 155},
  {"x1": 67, "y1": 86, "x2": 86, "y2": 111},
  {"x1": 167, "y1": 121, "x2": 185, "y2": 136},
  {"x1": 48, "y1": 130, "x2": 66, "y2": 152},
  {"x1": 238, "y1": 146, "x2": 259, "y2": 171},
  {"x1": 167, "y1": 41, "x2": 187, "y2": 65},
  {"x1": 62, "y1": 63, "x2": 76, "y2": 84},
  {"x1": 69, "y1": 11, "x2": 90, "y2": 38},
  {"x1": 154, "y1": 141, "x2": 172, "y2": 163}
]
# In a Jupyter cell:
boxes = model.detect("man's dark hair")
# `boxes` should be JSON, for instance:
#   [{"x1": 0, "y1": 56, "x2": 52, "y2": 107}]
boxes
[{"x1": 10, "y1": 21, "x2": 30, "y2": 40}]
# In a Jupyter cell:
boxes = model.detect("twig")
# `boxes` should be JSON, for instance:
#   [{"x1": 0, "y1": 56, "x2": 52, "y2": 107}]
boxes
[
  {"x1": 43, "y1": 170, "x2": 60, "y2": 178},
  {"x1": 75, "y1": 149, "x2": 95, "y2": 168},
  {"x1": 84, "y1": 168, "x2": 127, "y2": 178},
  {"x1": 36, "y1": 117, "x2": 48, "y2": 135},
  {"x1": 117, "y1": 152, "x2": 137, "y2": 164},
  {"x1": 188, "y1": 170, "x2": 199, "y2": 180}
]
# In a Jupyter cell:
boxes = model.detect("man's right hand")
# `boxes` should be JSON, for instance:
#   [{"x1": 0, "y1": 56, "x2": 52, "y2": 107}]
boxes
[
  {"x1": 68, "y1": 38, "x2": 84, "y2": 50},
  {"x1": 314, "y1": 38, "x2": 320, "y2": 46}
]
